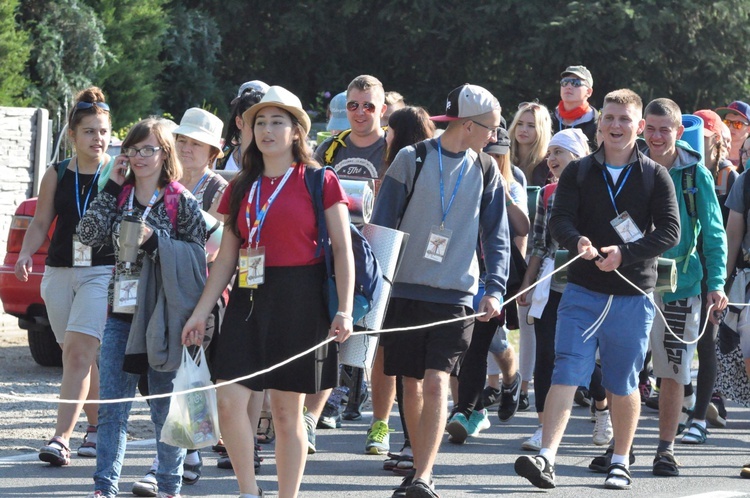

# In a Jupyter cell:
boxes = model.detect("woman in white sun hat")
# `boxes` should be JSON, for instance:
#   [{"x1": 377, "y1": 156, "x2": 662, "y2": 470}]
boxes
[{"x1": 181, "y1": 86, "x2": 355, "y2": 498}]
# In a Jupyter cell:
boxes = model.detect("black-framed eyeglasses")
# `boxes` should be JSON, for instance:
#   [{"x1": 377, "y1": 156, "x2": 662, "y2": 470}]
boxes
[
  {"x1": 75, "y1": 101, "x2": 110, "y2": 112},
  {"x1": 560, "y1": 78, "x2": 586, "y2": 88},
  {"x1": 122, "y1": 146, "x2": 162, "y2": 157},
  {"x1": 346, "y1": 101, "x2": 377, "y2": 113},
  {"x1": 471, "y1": 120, "x2": 500, "y2": 135}
]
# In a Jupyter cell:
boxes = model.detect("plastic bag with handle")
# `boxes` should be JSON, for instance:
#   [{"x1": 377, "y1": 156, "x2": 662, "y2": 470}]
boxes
[{"x1": 160, "y1": 346, "x2": 220, "y2": 449}]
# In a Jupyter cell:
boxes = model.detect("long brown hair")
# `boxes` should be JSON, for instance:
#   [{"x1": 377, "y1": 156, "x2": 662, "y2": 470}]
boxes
[
  {"x1": 226, "y1": 109, "x2": 317, "y2": 237},
  {"x1": 385, "y1": 106, "x2": 435, "y2": 167},
  {"x1": 121, "y1": 117, "x2": 182, "y2": 188}
]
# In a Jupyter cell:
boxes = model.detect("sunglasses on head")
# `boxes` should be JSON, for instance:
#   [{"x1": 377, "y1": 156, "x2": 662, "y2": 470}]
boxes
[
  {"x1": 560, "y1": 78, "x2": 586, "y2": 88},
  {"x1": 518, "y1": 100, "x2": 542, "y2": 110},
  {"x1": 723, "y1": 118, "x2": 749, "y2": 130},
  {"x1": 346, "y1": 101, "x2": 377, "y2": 113},
  {"x1": 75, "y1": 101, "x2": 110, "y2": 112}
]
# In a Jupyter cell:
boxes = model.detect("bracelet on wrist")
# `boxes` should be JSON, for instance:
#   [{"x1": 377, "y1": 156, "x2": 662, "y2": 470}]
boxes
[{"x1": 335, "y1": 311, "x2": 353, "y2": 321}]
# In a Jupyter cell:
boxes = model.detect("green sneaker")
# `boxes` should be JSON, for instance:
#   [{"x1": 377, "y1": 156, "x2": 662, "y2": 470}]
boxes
[{"x1": 364, "y1": 420, "x2": 390, "y2": 455}]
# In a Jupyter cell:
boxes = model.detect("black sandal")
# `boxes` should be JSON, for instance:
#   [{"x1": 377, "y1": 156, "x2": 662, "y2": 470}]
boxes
[
  {"x1": 604, "y1": 463, "x2": 633, "y2": 490},
  {"x1": 257, "y1": 411, "x2": 275, "y2": 444}
]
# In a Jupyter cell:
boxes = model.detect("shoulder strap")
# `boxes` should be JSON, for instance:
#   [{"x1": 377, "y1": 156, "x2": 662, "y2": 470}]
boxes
[
  {"x1": 576, "y1": 158, "x2": 592, "y2": 188},
  {"x1": 743, "y1": 172, "x2": 750, "y2": 224},
  {"x1": 56, "y1": 158, "x2": 71, "y2": 183},
  {"x1": 201, "y1": 174, "x2": 224, "y2": 212},
  {"x1": 117, "y1": 184, "x2": 133, "y2": 211},
  {"x1": 542, "y1": 183, "x2": 558, "y2": 210},
  {"x1": 682, "y1": 164, "x2": 698, "y2": 219},
  {"x1": 163, "y1": 181, "x2": 185, "y2": 232},
  {"x1": 397, "y1": 140, "x2": 428, "y2": 229},
  {"x1": 477, "y1": 151, "x2": 494, "y2": 190},
  {"x1": 323, "y1": 130, "x2": 352, "y2": 165},
  {"x1": 304, "y1": 165, "x2": 335, "y2": 277}
]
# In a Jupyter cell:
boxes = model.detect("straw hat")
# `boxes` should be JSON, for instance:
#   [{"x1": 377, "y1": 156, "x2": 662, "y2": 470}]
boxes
[
  {"x1": 172, "y1": 107, "x2": 225, "y2": 158},
  {"x1": 242, "y1": 86, "x2": 311, "y2": 136}
]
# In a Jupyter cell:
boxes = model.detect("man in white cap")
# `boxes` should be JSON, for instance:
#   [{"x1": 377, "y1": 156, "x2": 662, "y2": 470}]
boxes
[{"x1": 372, "y1": 83, "x2": 510, "y2": 498}]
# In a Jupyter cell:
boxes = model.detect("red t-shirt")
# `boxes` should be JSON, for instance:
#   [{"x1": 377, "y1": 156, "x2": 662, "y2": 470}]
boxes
[{"x1": 218, "y1": 164, "x2": 348, "y2": 267}]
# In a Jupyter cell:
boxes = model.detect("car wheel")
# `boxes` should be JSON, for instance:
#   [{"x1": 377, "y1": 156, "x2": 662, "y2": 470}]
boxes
[{"x1": 28, "y1": 326, "x2": 62, "y2": 367}]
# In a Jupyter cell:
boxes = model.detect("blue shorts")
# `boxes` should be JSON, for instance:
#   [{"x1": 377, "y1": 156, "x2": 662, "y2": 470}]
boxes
[{"x1": 552, "y1": 283, "x2": 654, "y2": 396}]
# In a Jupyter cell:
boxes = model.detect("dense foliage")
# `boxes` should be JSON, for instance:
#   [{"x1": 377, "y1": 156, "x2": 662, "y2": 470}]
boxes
[{"x1": 3, "y1": 0, "x2": 750, "y2": 130}]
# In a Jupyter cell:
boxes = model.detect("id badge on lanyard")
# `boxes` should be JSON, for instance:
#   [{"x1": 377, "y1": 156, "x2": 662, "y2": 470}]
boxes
[
  {"x1": 72, "y1": 234, "x2": 92, "y2": 267},
  {"x1": 113, "y1": 274, "x2": 139, "y2": 313},
  {"x1": 239, "y1": 247, "x2": 265, "y2": 288},
  {"x1": 611, "y1": 211, "x2": 643, "y2": 243},
  {"x1": 72, "y1": 159, "x2": 102, "y2": 267}
]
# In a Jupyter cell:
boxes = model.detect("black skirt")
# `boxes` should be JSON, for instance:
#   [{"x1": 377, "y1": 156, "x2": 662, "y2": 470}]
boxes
[{"x1": 211, "y1": 263, "x2": 338, "y2": 394}]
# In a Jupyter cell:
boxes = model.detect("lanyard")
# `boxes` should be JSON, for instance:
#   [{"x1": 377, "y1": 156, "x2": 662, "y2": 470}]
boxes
[
  {"x1": 127, "y1": 187, "x2": 161, "y2": 221},
  {"x1": 74, "y1": 158, "x2": 103, "y2": 219},
  {"x1": 436, "y1": 139, "x2": 468, "y2": 229},
  {"x1": 191, "y1": 172, "x2": 209, "y2": 195},
  {"x1": 602, "y1": 165, "x2": 633, "y2": 215},
  {"x1": 245, "y1": 166, "x2": 295, "y2": 247}
]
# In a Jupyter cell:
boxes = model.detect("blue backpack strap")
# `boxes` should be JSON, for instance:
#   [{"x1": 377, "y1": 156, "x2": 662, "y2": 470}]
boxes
[
  {"x1": 304, "y1": 165, "x2": 335, "y2": 278},
  {"x1": 56, "y1": 158, "x2": 71, "y2": 183}
]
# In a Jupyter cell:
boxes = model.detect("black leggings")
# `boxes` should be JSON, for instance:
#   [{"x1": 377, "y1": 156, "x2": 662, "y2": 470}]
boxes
[
  {"x1": 455, "y1": 319, "x2": 500, "y2": 415},
  {"x1": 694, "y1": 289, "x2": 718, "y2": 420},
  {"x1": 532, "y1": 291, "x2": 561, "y2": 413}
]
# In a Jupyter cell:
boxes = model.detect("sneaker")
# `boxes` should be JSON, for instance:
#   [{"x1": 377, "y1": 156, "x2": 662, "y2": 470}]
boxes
[
  {"x1": 517, "y1": 392, "x2": 530, "y2": 411},
  {"x1": 604, "y1": 463, "x2": 633, "y2": 490},
  {"x1": 652, "y1": 451, "x2": 680, "y2": 477},
  {"x1": 481, "y1": 386, "x2": 501, "y2": 408},
  {"x1": 589, "y1": 446, "x2": 636, "y2": 473},
  {"x1": 317, "y1": 402, "x2": 342, "y2": 429},
  {"x1": 741, "y1": 462, "x2": 750, "y2": 479},
  {"x1": 365, "y1": 420, "x2": 390, "y2": 455},
  {"x1": 680, "y1": 422, "x2": 709, "y2": 444},
  {"x1": 39, "y1": 436, "x2": 71, "y2": 466},
  {"x1": 391, "y1": 469, "x2": 416, "y2": 498},
  {"x1": 574, "y1": 387, "x2": 592, "y2": 407},
  {"x1": 132, "y1": 470, "x2": 158, "y2": 497},
  {"x1": 342, "y1": 380, "x2": 369, "y2": 421},
  {"x1": 446, "y1": 412, "x2": 470, "y2": 444},
  {"x1": 77, "y1": 425, "x2": 97, "y2": 457},
  {"x1": 405, "y1": 477, "x2": 438, "y2": 498},
  {"x1": 521, "y1": 426, "x2": 543, "y2": 451},
  {"x1": 468, "y1": 409, "x2": 491, "y2": 435},
  {"x1": 638, "y1": 379, "x2": 652, "y2": 403},
  {"x1": 305, "y1": 414, "x2": 317, "y2": 454},
  {"x1": 592, "y1": 409, "x2": 613, "y2": 446},
  {"x1": 706, "y1": 394, "x2": 727, "y2": 428},
  {"x1": 86, "y1": 492, "x2": 112, "y2": 498},
  {"x1": 497, "y1": 372, "x2": 521, "y2": 422},
  {"x1": 156, "y1": 493, "x2": 181, "y2": 498},
  {"x1": 514, "y1": 454, "x2": 556, "y2": 489}
]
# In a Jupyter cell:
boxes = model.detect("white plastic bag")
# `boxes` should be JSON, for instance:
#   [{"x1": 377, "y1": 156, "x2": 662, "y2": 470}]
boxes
[{"x1": 160, "y1": 346, "x2": 220, "y2": 449}]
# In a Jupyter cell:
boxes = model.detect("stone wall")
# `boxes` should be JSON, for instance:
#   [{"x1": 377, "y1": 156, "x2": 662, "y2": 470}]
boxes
[{"x1": 0, "y1": 107, "x2": 46, "y2": 262}]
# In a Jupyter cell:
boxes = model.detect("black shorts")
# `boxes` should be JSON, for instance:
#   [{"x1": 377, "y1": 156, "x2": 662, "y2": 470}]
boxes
[{"x1": 380, "y1": 297, "x2": 474, "y2": 380}]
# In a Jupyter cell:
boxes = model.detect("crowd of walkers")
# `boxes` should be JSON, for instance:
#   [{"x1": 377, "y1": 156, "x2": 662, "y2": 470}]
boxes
[{"x1": 14, "y1": 65, "x2": 750, "y2": 498}]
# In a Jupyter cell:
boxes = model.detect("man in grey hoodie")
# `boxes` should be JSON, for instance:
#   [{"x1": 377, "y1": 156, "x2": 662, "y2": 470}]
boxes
[{"x1": 371, "y1": 83, "x2": 510, "y2": 498}]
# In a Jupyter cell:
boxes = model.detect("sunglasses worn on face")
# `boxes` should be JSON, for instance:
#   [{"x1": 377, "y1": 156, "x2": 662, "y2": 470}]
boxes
[
  {"x1": 122, "y1": 146, "x2": 162, "y2": 158},
  {"x1": 346, "y1": 101, "x2": 377, "y2": 113},
  {"x1": 723, "y1": 119, "x2": 749, "y2": 130},
  {"x1": 560, "y1": 78, "x2": 586, "y2": 88},
  {"x1": 75, "y1": 101, "x2": 110, "y2": 112}
]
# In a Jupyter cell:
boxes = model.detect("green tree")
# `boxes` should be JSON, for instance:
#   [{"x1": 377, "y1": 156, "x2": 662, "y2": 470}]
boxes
[
  {"x1": 24, "y1": 0, "x2": 110, "y2": 122},
  {"x1": 87, "y1": 0, "x2": 167, "y2": 129},
  {"x1": 0, "y1": 0, "x2": 30, "y2": 106}
]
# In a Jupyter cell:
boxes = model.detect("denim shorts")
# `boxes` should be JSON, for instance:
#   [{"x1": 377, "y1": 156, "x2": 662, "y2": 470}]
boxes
[{"x1": 552, "y1": 283, "x2": 654, "y2": 396}]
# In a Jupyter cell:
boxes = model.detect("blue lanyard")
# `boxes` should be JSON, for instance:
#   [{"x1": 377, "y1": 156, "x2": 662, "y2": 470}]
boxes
[
  {"x1": 245, "y1": 166, "x2": 295, "y2": 247},
  {"x1": 74, "y1": 158, "x2": 103, "y2": 219},
  {"x1": 602, "y1": 165, "x2": 633, "y2": 215},
  {"x1": 191, "y1": 172, "x2": 209, "y2": 195},
  {"x1": 127, "y1": 187, "x2": 161, "y2": 220},
  {"x1": 436, "y1": 139, "x2": 468, "y2": 229}
]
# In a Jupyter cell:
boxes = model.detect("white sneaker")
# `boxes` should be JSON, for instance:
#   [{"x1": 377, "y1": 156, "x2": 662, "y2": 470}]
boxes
[
  {"x1": 593, "y1": 408, "x2": 613, "y2": 446},
  {"x1": 522, "y1": 425, "x2": 543, "y2": 451}
]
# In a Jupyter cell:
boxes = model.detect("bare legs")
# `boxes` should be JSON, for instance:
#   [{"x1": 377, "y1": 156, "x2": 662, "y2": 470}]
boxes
[{"x1": 55, "y1": 331, "x2": 100, "y2": 442}]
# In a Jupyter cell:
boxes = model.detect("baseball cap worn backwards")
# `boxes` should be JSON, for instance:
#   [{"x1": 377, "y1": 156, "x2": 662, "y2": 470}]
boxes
[
  {"x1": 715, "y1": 100, "x2": 750, "y2": 123},
  {"x1": 561, "y1": 65, "x2": 593, "y2": 87},
  {"x1": 431, "y1": 84, "x2": 500, "y2": 122}
]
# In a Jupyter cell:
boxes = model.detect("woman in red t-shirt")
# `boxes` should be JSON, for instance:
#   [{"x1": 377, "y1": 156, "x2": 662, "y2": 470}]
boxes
[{"x1": 181, "y1": 86, "x2": 354, "y2": 498}]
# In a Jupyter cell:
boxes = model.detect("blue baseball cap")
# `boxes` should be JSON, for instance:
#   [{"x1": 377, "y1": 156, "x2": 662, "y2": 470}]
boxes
[
  {"x1": 327, "y1": 91, "x2": 350, "y2": 132},
  {"x1": 716, "y1": 100, "x2": 750, "y2": 123}
]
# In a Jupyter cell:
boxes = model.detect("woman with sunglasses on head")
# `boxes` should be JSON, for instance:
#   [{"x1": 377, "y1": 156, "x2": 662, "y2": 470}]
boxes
[
  {"x1": 80, "y1": 117, "x2": 206, "y2": 498},
  {"x1": 14, "y1": 87, "x2": 115, "y2": 467},
  {"x1": 181, "y1": 86, "x2": 354, "y2": 498},
  {"x1": 218, "y1": 82, "x2": 269, "y2": 172}
]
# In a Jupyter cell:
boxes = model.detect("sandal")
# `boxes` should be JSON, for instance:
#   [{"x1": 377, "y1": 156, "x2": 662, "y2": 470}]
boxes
[
  {"x1": 604, "y1": 463, "x2": 633, "y2": 490},
  {"x1": 257, "y1": 411, "x2": 275, "y2": 444},
  {"x1": 680, "y1": 422, "x2": 708, "y2": 444},
  {"x1": 39, "y1": 436, "x2": 71, "y2": 466},
  {"x1": 77, "y1": 425, "x2": 97, "y2": 457},
  {"x1": 182, "y1": 450, "x2": 202, "y2": 485},
  {"x1": 211, "y1": 438, "x2": 226, "y2": 453}
]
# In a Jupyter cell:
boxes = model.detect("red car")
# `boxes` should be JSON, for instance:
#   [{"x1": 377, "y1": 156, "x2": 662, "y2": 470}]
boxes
[{"x1": 0, "y1": 198, "x2": 62, "y2": 366}]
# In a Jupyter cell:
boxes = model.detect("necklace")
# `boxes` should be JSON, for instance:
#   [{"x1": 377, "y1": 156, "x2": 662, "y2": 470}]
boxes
[{"x1": 268, "y1": 175, "x2": 283, "y2": 185}]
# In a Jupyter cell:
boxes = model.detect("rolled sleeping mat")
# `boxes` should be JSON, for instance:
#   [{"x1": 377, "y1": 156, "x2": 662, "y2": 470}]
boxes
[
  {"x1": 340, "y1": 179, "x2": 374, "y2": 225},
  {"x1": 201, "y1": 209, "x2": 223, "y2": 256},
  {"x1": 552, "y1": 250, "x2": 677, "y2": 293},
  {"x1": 682, "y1": 114, "x2": 705, "y2": 167}
]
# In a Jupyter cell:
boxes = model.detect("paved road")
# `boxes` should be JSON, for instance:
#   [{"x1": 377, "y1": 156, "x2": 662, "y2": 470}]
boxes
[{"x1": 0, "y1": 398, "x2": 748, "y2": 498}]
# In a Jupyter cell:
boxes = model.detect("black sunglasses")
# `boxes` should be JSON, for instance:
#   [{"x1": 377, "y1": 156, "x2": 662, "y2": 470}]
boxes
[{"x1": 75, "y1": 101, "x2": 110, "y2": 112}]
